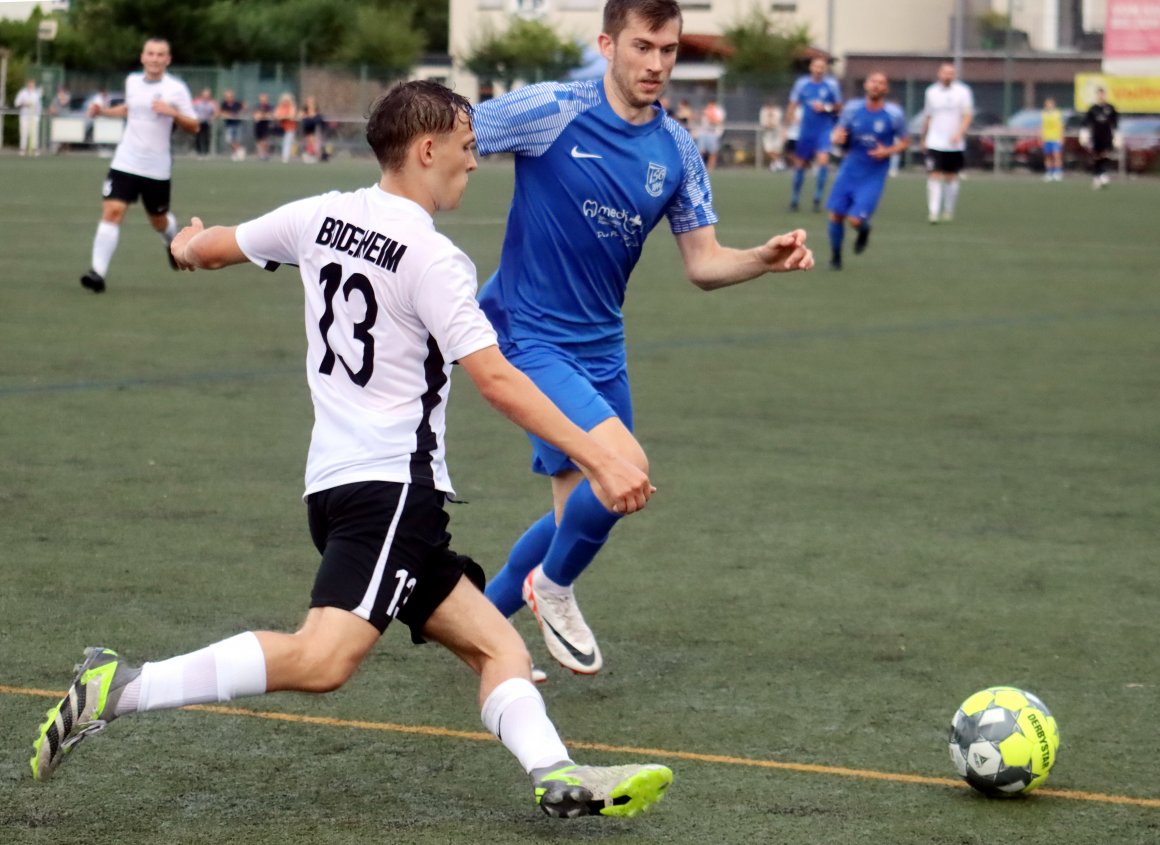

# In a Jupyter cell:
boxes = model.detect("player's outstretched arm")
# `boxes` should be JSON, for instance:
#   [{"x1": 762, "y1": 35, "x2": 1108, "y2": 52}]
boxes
[
  {"x1": 170, "y1": 217, "x2": 249, "y2": 271},
  {"x1": 675, "y1": 225, "x2": 814, "y2": 291},
  {"x1": 458, "y1": 346, "x2": 654, "y2": 515}
]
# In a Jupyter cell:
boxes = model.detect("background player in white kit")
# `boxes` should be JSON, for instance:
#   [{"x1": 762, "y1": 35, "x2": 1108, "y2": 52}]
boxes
[
  {"x1": 32, "y1": 80, "x2": 672, "y2": 820},
  {"x1": 80, "y1": 37, "x2": 197, "y2": 293},
  {"x1": 920, "y1": 63, "x2": 973, "y2": 224}
]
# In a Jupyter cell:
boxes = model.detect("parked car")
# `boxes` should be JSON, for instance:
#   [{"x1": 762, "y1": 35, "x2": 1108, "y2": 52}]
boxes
[
  {"x1": 905, "y1": 110, "x2": 1001, "y2": 168},
  {"x1": 1118, "y1": 115, "x2": 1160, "y2": 173}
]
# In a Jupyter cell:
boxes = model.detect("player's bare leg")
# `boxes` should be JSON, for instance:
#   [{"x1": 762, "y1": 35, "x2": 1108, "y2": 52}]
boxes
[
  {"x1": 425, "y1": 576, "x2": 673, "y2": 817},
  {"x1": 82, "y1": 199, "x2": 129, "y2": 292}
]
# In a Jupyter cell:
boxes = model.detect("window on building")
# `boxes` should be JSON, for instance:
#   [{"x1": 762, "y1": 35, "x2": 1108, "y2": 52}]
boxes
[{"x1": 771, "y1": 2, "x2": 797, "y2": 12}]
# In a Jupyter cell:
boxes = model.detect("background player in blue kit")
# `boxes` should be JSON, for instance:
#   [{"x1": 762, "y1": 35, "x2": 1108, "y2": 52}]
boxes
[
  {"x1": 471, "y1": 0, "x2": 814, "y2": 678},
  {"x1": 785, "y1": 56, "x2": 842, "y2": 213},
  {"x1": 824, "y1": 72, "x2": 909, "y2": 270}
]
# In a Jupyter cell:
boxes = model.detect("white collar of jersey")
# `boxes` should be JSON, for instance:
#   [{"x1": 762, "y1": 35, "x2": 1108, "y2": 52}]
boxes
[{"x1": 370, "y1": 184, "x2": 434, "y2": 226}]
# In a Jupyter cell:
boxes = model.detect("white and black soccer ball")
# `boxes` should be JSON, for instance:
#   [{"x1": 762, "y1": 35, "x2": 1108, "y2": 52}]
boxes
[{"x1": 948, "y1": 686, "x2": 1060, "y2": 796}]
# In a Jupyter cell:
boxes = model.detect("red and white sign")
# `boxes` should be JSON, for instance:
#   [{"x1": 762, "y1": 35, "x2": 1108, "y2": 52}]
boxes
[{"x1": 1105, "y1": 0, "x2": 1160, "y2": 61}]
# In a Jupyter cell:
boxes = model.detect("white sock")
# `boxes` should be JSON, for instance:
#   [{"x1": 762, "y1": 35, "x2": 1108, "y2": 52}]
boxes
[
  {"x1": 158, "y1": 212, "x2": 178, "y2": 243},
  {"x1": 116, "y1": 632, "x2": 268, "y2": 716},
  {"x1": 92, "y1": 221, "x2": 120, "y2": 276},
  {"x1": 481, "y1": 677, "x2": 570, "y2": 774},
  {"x1": 532, "y1": 566, "x2": 572, "y2": 598},
  {"x1": 944, "y1": 180, "x2": 961, "y2": 216},
  {"x1": 926, "y1": 180, "x2": 943, "y2": 218}
]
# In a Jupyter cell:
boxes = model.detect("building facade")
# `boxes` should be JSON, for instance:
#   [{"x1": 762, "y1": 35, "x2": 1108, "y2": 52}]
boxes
[{"x1": 448, "y1": 0, "x2": 968, "y2": 100}]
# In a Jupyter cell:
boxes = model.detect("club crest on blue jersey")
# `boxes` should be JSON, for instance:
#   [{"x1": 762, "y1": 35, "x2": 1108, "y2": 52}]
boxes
[{"x1": 646, "y1": 162, "x2": 666, "y2": 198}]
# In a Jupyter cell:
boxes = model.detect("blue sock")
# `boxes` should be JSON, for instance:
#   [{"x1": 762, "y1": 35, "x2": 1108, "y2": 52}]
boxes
[
  {"x1": 827, "y1": 219, "x2": 845, "y2": 253},
  {"x1": 484, "y1": 511, "x2": 556, "y2": 617},
  {"x1": 792, "y1": 168, "x2": 805, "y2": 204},
  {"x1": 540, "y1": 480, "x2": 622, "y2": 588},
  {"x1": 815, "y1": 164, "x2": 830, "y2": 202}
]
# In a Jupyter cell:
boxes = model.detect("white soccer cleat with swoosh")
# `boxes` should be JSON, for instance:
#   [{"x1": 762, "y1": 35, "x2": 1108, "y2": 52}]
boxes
[{"x1": 522, "y1": 566, "x2": 602, "y2": 674}]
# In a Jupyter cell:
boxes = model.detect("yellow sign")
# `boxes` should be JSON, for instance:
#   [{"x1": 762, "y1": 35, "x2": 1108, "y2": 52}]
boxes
[{"x1": 1075, "y1": 74, "x2": 1160, "y2": 113}]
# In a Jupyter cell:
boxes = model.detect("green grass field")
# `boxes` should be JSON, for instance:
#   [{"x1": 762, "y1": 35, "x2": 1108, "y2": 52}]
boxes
[{"x1": 1, "y1": 154, "x2": 1158, "y2": 844}]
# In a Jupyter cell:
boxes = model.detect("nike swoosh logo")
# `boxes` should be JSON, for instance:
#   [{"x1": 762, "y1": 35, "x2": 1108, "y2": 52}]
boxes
[
  {"x1": 541, "y1": 618, "x2": 598, "y2": 667},
  {"x1": 570, "y1": 145, "x2": 603, "y2": 160}
]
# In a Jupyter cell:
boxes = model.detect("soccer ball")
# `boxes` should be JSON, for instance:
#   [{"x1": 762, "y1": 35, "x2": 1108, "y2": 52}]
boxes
[{"x1": 948, "y1": 686, "x2": 1060, "y2": 796}]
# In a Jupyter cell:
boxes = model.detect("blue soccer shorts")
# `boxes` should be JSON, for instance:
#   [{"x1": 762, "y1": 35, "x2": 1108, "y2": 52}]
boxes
[
  {"x1": 502, "y1": 341, "x2": 633, "y2": 477},
  {"x1": 794, "y1": 130, "x2": 832, "y2": 162},
  {"x1": 826, "y1": 166, "x2": 888, "y2": 222},
  {"x1": 1043, "y1": 140, "x2": 1062, "y2": 155}
]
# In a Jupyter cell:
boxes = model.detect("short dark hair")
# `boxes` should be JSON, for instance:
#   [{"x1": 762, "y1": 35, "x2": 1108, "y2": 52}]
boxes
[
  {"x1": 602, "y1": 0, "x2": 683, "y2": 39},
  {"x1": 365, "y1": 80, "x2": 473, "y2": 172}
]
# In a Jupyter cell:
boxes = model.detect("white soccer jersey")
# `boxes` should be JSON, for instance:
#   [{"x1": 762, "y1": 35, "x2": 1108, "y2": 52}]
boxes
[
  {"x1": 235, "y1": 186, "x2": 498, "y2": 497},
  {"x1": 110, "y1": 71, "x2": 195, "y2": 180},
  {"x1": 923, "y1": 80, "x2": 974, "y2": 152}
]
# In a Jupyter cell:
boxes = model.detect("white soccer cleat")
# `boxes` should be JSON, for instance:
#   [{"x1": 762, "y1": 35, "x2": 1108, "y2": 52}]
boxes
[{"x1": 522, "y1": 566, "x2": 602, "y2": 674}]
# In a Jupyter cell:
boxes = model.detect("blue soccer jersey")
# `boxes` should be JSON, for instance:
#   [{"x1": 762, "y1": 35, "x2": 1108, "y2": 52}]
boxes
[
  {"x1": 789, "y1": 75, "x2": 842, "y2": 143},
  {"x1": 472, "y1": 80, "x2": 717, "y2": 351},
  {"x1": 837, "y1": 98, "x2": 907, "y2": 174}
]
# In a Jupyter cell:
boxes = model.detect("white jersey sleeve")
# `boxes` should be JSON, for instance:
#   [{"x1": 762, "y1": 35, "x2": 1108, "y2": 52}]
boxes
[
  {"x1": 236, "y1": 194, "x2": 334, "y2": 270},
  {"x1": 413, "y1": 251, "x2": 497, "y2": 365}
]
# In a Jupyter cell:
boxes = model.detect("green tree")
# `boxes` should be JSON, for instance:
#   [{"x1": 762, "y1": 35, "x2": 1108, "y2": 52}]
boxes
[
  {"x1": 333, "y1": 5, "x2": 425, "y2": 71},
  {"x1": 721, "y1": 6, "x2": 812, "y2": 87},
  {"x1": 464, "y1": 18, "x2": 582, "y2": 89},
  {"x1": 8, "y1": 0, "x2": 440, "y2": 70}
]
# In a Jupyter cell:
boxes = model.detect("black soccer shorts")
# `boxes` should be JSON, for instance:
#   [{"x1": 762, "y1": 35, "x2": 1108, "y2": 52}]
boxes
[
  {"x1": 306, "y1": 481, "x2": 485, "y2": 642},
  {"x1": 102, "y1": 168, "x2": 172, "y2": 215},
  {"x1": 925, "y1": 150, "x2": 965, "y2": 174}
]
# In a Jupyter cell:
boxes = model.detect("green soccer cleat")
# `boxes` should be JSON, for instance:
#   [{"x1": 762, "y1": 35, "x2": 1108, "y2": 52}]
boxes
[
  {"x1": 532, "y1": 761, "x2": 673, "y2": 819},
  {"x1": 30, "y1": 647, "x2": 140, "y2": 781}
]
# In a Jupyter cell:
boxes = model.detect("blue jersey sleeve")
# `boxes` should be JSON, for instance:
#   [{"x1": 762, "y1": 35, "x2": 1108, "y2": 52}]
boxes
[
  {"x1": 825, "y1": 77, "x2": 843, "y2": 106},
  {"x1": 473, "y1": 81, "x2": 601, "y2": 158},
  {"x1": 838, "y1": 99, "x2": 861, "y2": 129},
  {"x1": 886, "y1": 103, "x2": 907, "y2": 139},
  {"x1": 661, "y1": 119, "x2": 717, "y2": 234},
  {"x1": 789, "y1": 77, "x2": 807, "y2": 105}
]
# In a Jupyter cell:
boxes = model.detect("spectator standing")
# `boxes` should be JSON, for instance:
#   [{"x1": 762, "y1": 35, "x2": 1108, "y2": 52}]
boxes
[
  {"x1": 759, "y1": 98, "x2": 784, "y2": 171},
  {"x1": 1083, "y1": 87, "x2": 1119, "y2": 190},
  {"x1": 47, "y1": 84, "x2": 70, "y2": 116},
  {"x1": 299, "y1": 95, "x2": 323, "y2": 163},
  {"x1": 674, "y1": 98, "x2": 693, "y2": 129},
  {"x1": 15, "y1": 78, "x2": 43, "y2": 156},
  {"x1": 219, "y1": 89, "x2": 246, "y2": 161},
  {"x1": 192, "y1": 88, "x2": 217, "y2": 157},
  {"x1": 274, "y1": 93, "x2": 298, "y2": 163},
  {"x1": 82, "y1": 88, "x2": 110, "y2": 145},
  {"x1": 697, "y1": 98, "x2": 725, "y2": 171},
  {"x1": 252, "y1": 93, "x2": 273, "y2": 160}
]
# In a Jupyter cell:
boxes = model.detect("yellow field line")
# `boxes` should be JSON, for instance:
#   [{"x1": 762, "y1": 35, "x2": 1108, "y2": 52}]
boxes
[{"x1": 4, "y1": 684, "x2": 1157, "y2": 809}]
